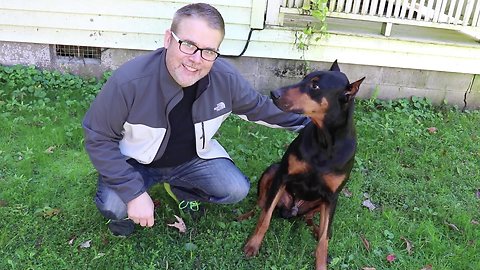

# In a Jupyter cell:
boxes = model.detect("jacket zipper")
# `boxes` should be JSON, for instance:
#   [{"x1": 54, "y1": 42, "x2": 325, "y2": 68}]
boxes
[{"x1": 201, "y1": 122, "x2": 206, "y2": 149}]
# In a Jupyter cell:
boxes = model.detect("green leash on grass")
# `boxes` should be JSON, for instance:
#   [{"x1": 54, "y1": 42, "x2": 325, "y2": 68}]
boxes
[
  {"x1": 163, "y1": 183, "x2": 200, "y2": 211},
  {"x1": 163, "y1": 183, "x2": 179, "y2": 203}
]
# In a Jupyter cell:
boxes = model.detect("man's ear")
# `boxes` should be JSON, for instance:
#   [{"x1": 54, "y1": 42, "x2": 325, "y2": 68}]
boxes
[{"x1": 164, "y1": 29, "x2": 172, "y2": 48}]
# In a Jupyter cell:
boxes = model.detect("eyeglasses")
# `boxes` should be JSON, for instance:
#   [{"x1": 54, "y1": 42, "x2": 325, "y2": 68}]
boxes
[{"x1": 170, "y1": 31, "x2": 220, "y2": 61}]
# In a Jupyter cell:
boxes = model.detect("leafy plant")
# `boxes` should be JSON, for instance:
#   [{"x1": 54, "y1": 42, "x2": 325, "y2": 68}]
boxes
[{"x1": 296, "y1": 0, "x2": 329, "y2": 54}]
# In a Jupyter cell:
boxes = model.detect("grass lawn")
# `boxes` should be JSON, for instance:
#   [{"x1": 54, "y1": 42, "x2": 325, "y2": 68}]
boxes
[{"x1": 0, "y1": 65, "x2": 479, "y2": 270}]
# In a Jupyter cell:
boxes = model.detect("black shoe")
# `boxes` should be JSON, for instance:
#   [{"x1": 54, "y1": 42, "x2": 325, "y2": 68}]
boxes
[{"x1": 107, "y1": 219, "x2": 135, "y2": 236}]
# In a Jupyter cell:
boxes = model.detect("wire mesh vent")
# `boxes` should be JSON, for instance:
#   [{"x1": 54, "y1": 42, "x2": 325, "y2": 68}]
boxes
[{"x1": 55, "y1": 45, "x2": 101, "y2": 59}]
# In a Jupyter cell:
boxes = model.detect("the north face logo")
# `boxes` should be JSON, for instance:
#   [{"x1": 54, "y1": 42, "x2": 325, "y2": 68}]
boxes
[{"x1": 214, "y1": 102, "x2": 226, "y2": 112}]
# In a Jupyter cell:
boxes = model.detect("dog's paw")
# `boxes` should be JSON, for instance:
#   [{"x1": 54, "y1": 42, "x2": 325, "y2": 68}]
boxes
[{"x1": 243, "y1": 242, "x2": 260, "y2": 258}]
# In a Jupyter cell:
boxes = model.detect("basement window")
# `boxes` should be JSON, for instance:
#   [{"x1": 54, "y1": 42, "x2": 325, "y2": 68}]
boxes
[{"x1": 55, "y1": 45, "x2": 102, "y2": 60}]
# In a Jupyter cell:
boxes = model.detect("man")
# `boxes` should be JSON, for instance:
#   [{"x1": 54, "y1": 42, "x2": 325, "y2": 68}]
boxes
[{"x1": 83, "y1": 3, "x2": 308, "y2": 236}]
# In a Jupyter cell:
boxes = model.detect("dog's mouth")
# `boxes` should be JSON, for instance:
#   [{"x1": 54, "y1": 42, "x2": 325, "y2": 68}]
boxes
[
  {"x1": 271, "y1": 90, "x2": 305, "y2": 114},
  {"x1": 271, "y1": 92, "x2": 289, "y2": 110},
  {"x1": 272, "y1": 97, "x2": 304, "y2": 114}
]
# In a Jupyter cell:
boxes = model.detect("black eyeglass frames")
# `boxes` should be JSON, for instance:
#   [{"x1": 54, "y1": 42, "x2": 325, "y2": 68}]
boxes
[{"x1": 170, "y1": 31, "x2": 220, "y2": 61}]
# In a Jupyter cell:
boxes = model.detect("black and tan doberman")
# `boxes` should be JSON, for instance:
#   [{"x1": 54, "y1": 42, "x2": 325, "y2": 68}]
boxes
[{"x1": 244, "y1": 61, "x2": 365, "y2": 270}]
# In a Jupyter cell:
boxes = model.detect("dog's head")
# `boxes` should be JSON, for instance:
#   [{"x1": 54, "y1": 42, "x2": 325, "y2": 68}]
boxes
[{"x1": 271, "y1": 60, "x2": 365, "y2": 128}]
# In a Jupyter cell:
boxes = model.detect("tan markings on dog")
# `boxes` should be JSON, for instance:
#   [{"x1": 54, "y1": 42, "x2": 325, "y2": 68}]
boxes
[
  {"x1": 323, "y1": 173, "x2": 346, "y2": 193},
  {"x1": 315, "y1": 202, "x2": 330, "y2": 270},
  {"x1": 257, "y1": 165, "x2": 278, "y2": 208},
  {"x1": 309, "y1": 97, "x2": 329, "y2": 129},
  {"x1": 288, "y1": 154, "x2": 311, "y2": 175},
  {"x1": 289, "y1": 93, "x2": 318, "y2": 113},
  {"x1": 244, "y1": 185, "x2": 286, "y2": 257},
  {"x1": 278, "y1": 190, "x2": 293, "y2": 209}
]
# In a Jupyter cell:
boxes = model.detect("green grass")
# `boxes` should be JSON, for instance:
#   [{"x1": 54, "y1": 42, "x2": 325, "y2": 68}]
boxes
[{"x1": 0, "y1": 64, "x2": 479, "y2": 270}]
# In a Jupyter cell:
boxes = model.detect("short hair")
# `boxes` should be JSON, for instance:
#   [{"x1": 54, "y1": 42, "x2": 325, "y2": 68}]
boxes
[{"x1": 171, "y1": 3, "x2": 225, "y2": 39}]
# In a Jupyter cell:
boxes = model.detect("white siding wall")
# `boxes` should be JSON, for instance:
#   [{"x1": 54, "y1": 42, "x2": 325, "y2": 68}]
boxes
[
  {"x1": 0, "y1": 0, "x2": 258, "y2": 55},
  {"x1": 0, "y1": 0, "x2": 479, "y2": 74}
]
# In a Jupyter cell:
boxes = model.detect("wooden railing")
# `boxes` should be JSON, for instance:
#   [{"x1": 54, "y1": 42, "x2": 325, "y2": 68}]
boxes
[{"x1": 266, "y1": 0, "x2": 480, "y2": 37}]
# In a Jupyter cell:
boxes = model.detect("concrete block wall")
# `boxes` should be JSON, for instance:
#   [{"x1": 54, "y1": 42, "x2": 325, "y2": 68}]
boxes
[
  {"x1": 225, "y1": 57, "x2": 480, "y2": 109},
  {"x1": 1, "y1": 41, "x2": 479, "y2": 109}
]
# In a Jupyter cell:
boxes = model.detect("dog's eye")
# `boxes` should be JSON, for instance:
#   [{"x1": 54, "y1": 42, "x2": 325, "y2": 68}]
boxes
[{"x1": 311, "y1": 82, "x2": 320, "y2": 90}]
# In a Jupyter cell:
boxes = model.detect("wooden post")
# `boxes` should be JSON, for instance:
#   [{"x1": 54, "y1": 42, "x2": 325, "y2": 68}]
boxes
[{"x1": 381, "y1": 22, "x2": 393, "y2": 36}]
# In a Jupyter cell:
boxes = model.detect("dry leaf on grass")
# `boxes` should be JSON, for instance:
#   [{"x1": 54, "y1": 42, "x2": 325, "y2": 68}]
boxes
[
  {"x1": 68, "y1": 236, "x2": 77, "y2": 246},
  {"x1": 235, "y1": 209, "x2": 255, "y2": 221},
  {"x1": 421, "y1": 265, "x2": 433, "y2": 270},
  {"x1": 0, "y1": 200, "x2": 7, "y2": 207},
  {"x1": 342, "y1": 188, "x2": 353, "y2": 197},
  {"x1": 362, "y1": 199, "x2": 376, "y2": 211},
  {"x1": 400, "y1": 236, "x2": 414, "y2": 255},
  {"x1": 79, "y1": 240, "x2": 91, "y2": 249},
  {"x1": 167, "y1": 215, "x2": 186, "y2": 233},
  {"x1": 44, "y1": 146, "x2": 56, "y2": 154},
  {"x1": 426, "y1": 127, "x2": 438, "y2": 134},
  {"x1": 362, "y1": 268, "x2": 376, "y2": 270},
  {"x1": 444, "y1": 221, "x2": 460, "y2": 232},
  {"x1": 360, "y1": 235, "x2": 370, "y2": 252}
]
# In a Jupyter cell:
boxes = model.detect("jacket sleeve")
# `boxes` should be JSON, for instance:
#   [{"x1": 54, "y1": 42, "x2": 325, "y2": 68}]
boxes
[
  {"x1": 230, "y1": 73, "x2": 310, "y2": 132},
  {"x1": 82, "y1": 75, "x2": 145, "y2": 204}
]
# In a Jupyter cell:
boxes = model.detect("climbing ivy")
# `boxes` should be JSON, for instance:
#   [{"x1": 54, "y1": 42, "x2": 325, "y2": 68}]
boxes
[{"x1": 295, "y1": 0, "x2": 329, "y2": 54}]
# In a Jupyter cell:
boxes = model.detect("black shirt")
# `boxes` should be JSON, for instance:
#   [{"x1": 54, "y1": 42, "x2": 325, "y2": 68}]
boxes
[{"x1": 149, "y1": 83, "x2": 198, "y2": 167}]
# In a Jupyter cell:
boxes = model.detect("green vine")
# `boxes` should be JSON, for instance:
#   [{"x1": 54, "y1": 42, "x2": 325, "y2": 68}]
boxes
[{"x1": 295, "y1": 0, "x2": 329, "y2": 55}]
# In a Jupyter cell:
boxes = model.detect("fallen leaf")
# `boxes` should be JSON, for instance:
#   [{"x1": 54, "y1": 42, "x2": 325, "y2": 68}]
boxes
[
  {"x1": 68, "y1": 236, "x2": 77, "y2": 246},
  {"x1": 0, "y1": 200, "x2": 7, "y2": 207},
  {"x1": 386, "y1": 253, "x2": 396, "y2": 263},
  {"x1": 79, "y1": 240, "x2": 91, "y2": 249},
  {"x1": 421, "y1": 265, "x2": 433, "y2": 270},
  {"x1": 426, "y1": 127, "x2": 438, "y2": 134},
  {"x1": 35, "y1": 237, "x2": 43, "y2": 248},
  {"x1": 35, "y1": 206, "x2": 61, "y2": 218},
  {"x1": 342, "y1": 188, "x2": 353, "y2": 197},
  {"x1": 44, "y1": 146, "x2": 56, "y2": 154},
  {"x1": 360, "y1": 235, "x2": 370, "y2": 252},
  {"x1": 400, "y1": 236, "x2": 413, "y2": 255},
  {"x1": 362, "y1": 268, "x2": 376, "y2": 270},
  {"x1": 362, "y1": 199, "x2": 376, "y2": 211},
  {"x1": 43, "y1": 208, "x2": 61, "y2": 218},
  {"x1": 235, "y1": 209, "x2": 255, "y2": 221},
  {"x1": 167, "y1": 215, "x2": 186, "y2": 233},
  {"x1": 444, "y1": 221, "x2": 460, "y2": 232},
  {"x1": 471, "y1": 220, "x2": 479, "y2": 225},
  {"x1": 152, "y1": 199, "x2": 161, "y2": 208},
  {"x1": 93, "y1": 252, "x2": 106, "y2": 260}
]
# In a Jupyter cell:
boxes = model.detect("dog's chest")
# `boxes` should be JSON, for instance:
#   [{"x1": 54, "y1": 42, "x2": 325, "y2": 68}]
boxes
[{"x1": 285, "y1": 171, "x2": 346, "y2": 201}]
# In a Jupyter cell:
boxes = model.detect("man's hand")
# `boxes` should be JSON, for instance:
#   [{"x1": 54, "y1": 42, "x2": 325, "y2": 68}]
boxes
[{"x1": 127, "y1": 192, "x2": 155, "y2": 227}]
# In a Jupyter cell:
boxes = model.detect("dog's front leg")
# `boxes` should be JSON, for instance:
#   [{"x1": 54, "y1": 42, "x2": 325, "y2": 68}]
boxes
[
  {"x1": 315, "y1": 202, "x2": 331, "y2": 270},
  {"x1": 244, "y1": 185, "x2": 286, "y2": 257}
]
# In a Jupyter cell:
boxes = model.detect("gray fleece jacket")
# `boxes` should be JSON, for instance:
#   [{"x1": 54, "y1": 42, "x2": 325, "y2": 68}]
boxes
[{"x1": 82, "y1": 48, "x2": 308, "y2": 203}]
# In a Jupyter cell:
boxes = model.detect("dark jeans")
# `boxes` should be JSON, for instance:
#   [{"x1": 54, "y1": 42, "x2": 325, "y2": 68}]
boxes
[{"x1": 94, "y1": 157, "x2": 250, "y2": 234}]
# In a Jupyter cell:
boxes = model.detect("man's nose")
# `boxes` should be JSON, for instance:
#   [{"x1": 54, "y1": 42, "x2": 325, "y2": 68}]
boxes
[{"x1": 189, "y1": 50, "x2": 203, "y2": 62}]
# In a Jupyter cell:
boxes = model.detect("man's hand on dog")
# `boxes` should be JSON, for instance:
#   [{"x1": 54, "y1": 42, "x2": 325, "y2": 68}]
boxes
[{"x1": 127, "y1": 192, "x2": 155, "y2": 227}]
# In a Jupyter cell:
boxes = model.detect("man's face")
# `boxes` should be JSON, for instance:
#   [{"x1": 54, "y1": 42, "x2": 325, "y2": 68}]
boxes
[{"x1": 164, "y1": 17, "x2": 223, "y2": 87}]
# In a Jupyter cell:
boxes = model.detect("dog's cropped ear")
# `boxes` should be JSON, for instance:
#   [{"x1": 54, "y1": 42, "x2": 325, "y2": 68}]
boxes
[
  {"x1": 330, "y1": 60, "x2": 340, "y2": 72},
  {"x1": 344, "y1": 77, "x2": 365, "y2": 101}
]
